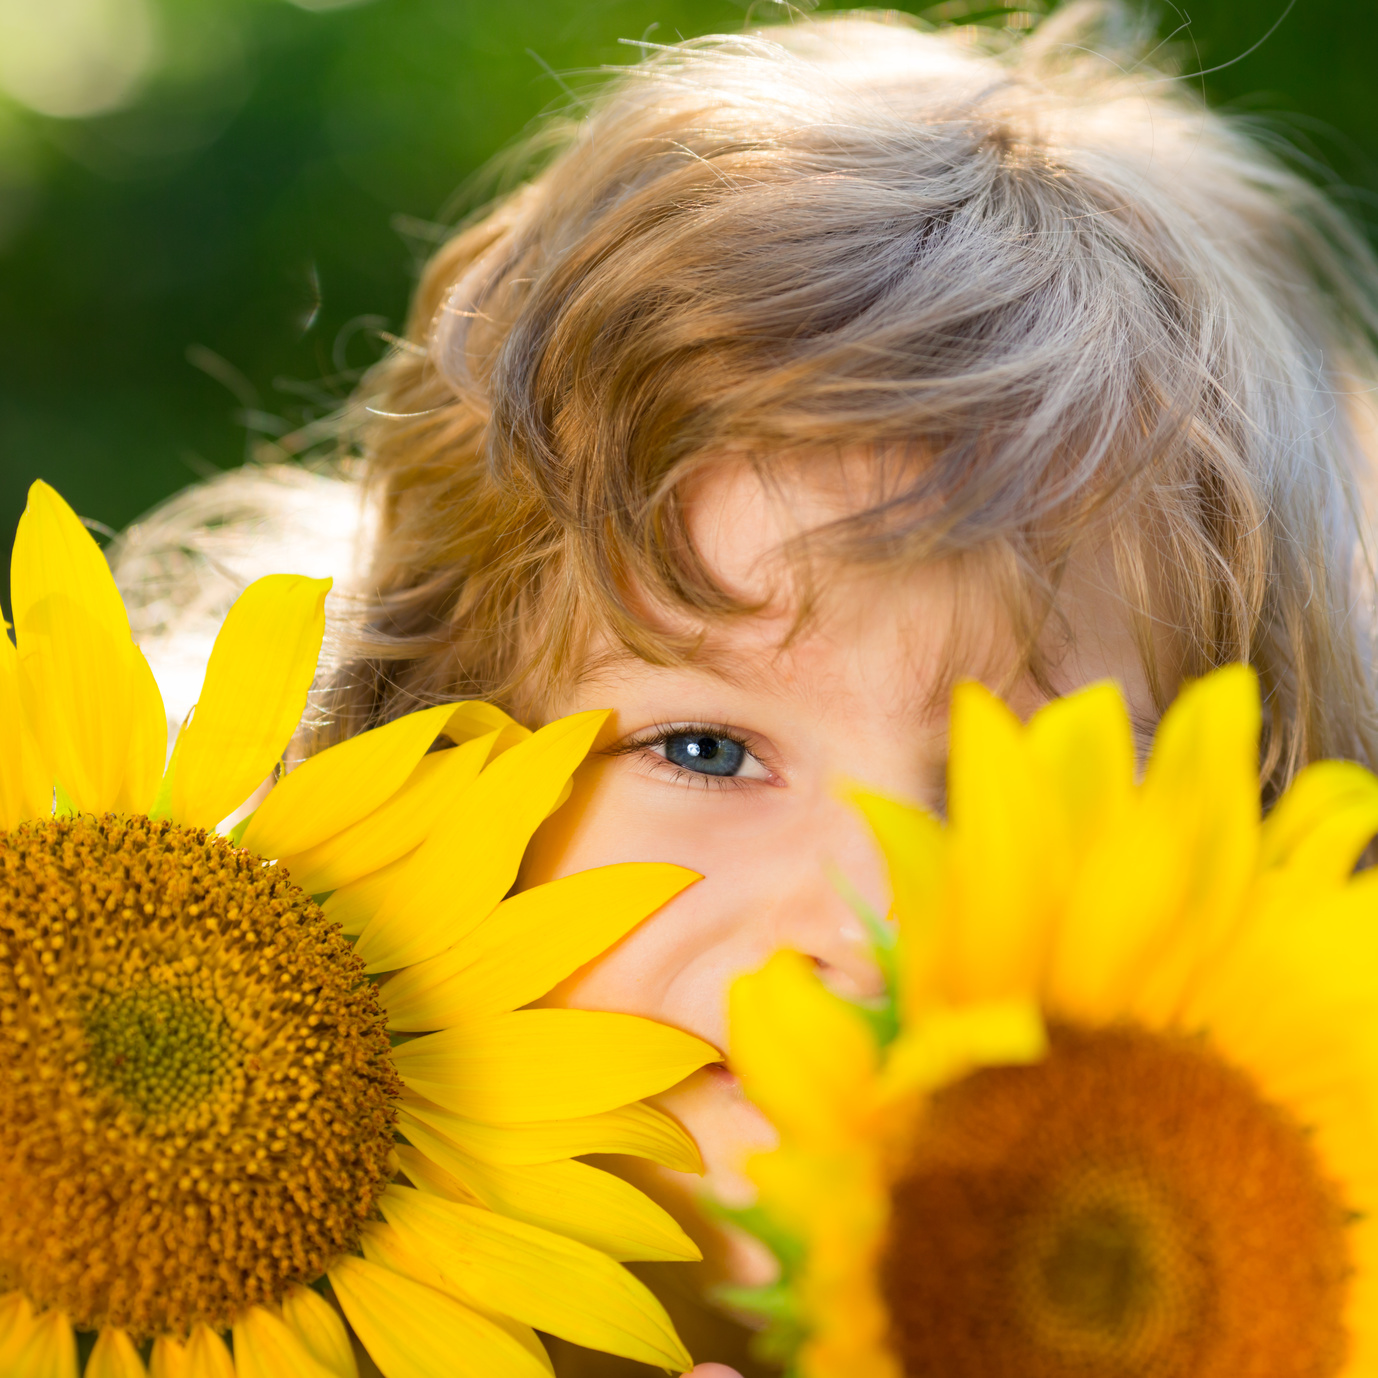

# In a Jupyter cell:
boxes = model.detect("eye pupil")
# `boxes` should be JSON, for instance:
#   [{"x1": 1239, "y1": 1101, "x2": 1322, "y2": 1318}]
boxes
[{"x1": 665, "y1": 733, "x2": 746, "y2": 776}]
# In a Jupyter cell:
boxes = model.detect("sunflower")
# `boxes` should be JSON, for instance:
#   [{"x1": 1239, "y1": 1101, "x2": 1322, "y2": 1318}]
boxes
[
  {"x1": 728, "y1": 666, "x2": 1378, "y2": 1378},
  {"x1": 0, "y1": 481, "x2": 717, "y2": 1377}
]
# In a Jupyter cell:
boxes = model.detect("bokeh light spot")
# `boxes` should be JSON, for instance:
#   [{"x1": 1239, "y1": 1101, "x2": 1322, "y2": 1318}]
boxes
[{"x1": 0, "y1": 0, "x2": 157, "y2": 119}]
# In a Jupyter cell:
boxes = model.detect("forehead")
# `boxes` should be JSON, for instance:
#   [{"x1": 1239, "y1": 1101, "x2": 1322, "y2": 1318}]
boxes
[
  {"x1": 579, "y1": 452, "x2": 1155, "y2": 729},
  {"x1": 682, "y1": 451, "x2": 912, "y2": 605},
  {"x1": 591, "y1": 455, "x2": 1025, "y2": 720}
]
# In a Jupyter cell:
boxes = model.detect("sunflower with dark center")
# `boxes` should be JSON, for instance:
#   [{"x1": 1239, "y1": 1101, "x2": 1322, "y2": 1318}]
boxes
[
  {"x1": 728, "y1": 667, "x2": 1378, "y2": 1378},
  {"x1": 0, "y1": 482, "x2": 715, "y2": 1377}
]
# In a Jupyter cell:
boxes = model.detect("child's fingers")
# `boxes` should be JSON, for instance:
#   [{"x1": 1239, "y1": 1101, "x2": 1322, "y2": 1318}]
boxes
[{"x1": 684, "y1": 1367, "x2": 745, "y2": 1377}]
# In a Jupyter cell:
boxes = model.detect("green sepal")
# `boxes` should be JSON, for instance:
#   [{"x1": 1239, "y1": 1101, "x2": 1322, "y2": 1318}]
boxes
[
  {"x1": 702, "y1": 1199, "x2": 807, "y2": 1276},
  {"x1": 714, "y1": 1280, "x2": 797, "y2": 1325},
  {"x1": 701, "y1": 1199, "x2": 810, "y2": 1367},
  {"x1": 711, "y1": 1280, "x2": 807, "y2": 1369},
  {"x1": 827, "y1": 863, "x2": 902, "y2": 1047}
]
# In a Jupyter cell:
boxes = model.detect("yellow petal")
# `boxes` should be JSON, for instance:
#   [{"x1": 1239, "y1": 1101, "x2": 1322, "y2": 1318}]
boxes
[
  {"x1": 393, "y1": 1142, "x2": 484, "y2": 1204},
  {"x1": 1140, "y1": 663, "x2": 1262, "y2": 925},
  {"x1": 1185, "y1": 876, "x2": 1378, "y2": 1083},
  {"x1": 383, "y1": 864, "x2": 699, "y2": 1029},
  {"x1": 848, "y1": 789, "x2": 944, "y2": 1012},
  {"x1": 12, "y1": 482, "x2": 164, "y2": 815},
  {"x1": 115, "y1": 645, "x2": 168, "y2": 816},
  {"x1": 233, "y1": 1305, "x2": 337, "y2": 1378},
  {"x1": 1044, "y1": 807, "x2": 1178, "y2": 1022},
  {"x1": 361, "y1": 1217, "x2": 463, "y2": 1290},
  {"x1": 355, "y1": 711, "x2": 608, "y2": 973},
  {"x1": 12, "y1": 482, "x2": 128, "y2": 631},
  {"x1": 147, "y1": 1337, "x2": 188, "y2": 1378},
  {"x1": 942, "y1": 682, "x2": 1049, "y2": 1002},
  {"x1": 16, "y1": 597, "x2": 132, "y2": 815},
  {"x1": 878, "y1": 998, "x2": 1046, "y2": 1103},
  {"x1": 167, "y1": 574, "x2": 329, "y2": 831},
  {"x1": 378, "y1": 1185, "x2": 692, "y2": 1371},
  {"x1": 355, "y1": 1216, "x2": 571, "y2": 1378},
  {"x1": 1261, "y1": 758, "x2": 1378, "y2": 884},
  {"x1": 242, "y1": 702, "x2": 456, "y2": 856},
  {"x1": 1047, "y1": 668, "x2": 1264, "y2": 1026},
  {"x1": 281, "y1": 1285, "x2": 358, "y2": 1378},
  {"x1": 399, "y1": 1095, "x2": 702, "y2": 1173},
  {"x1": 1144, "y1": 663, "x2": 1260, "y2": 801},
  {"x1": 437, "y1": 700, "x2": 533, "y2": 751},
  {"x1": 355, "y1": 1225, "x2": 555, "y2": 1375},
  {"x1": 1025, "y1": 680, "x2": 1135, "y2": 858},
  {"x1": 389, "y1": 1009, "x2": 717, "y2": 1123},
  {"x1": 329, "y1": 1254, "x2": 552, "y2": 1378},
  {"x1": 321, "y1": 850, "x2": 416, "y2": 936},
  {"x1": 9, "y1": 1306, "x2": 77, "y2": 1378},
  {"x1": 744, "y1": 1144, "x2": 833, "y2": 1234},
  {"x1": 1125, "y1": 665, "x2": 1262, "y2": 1021},
  {"x1": 399, "y1": 1110, "x2": 700, "y2": 1261},
  {"x1": 243, "y1": 699, "x2": 524, "y2": 860},
  {"x1": 485, "y1": 1318, "x2": 554, "y2": 1376},
  {"x1": 729, "y1": 950, "x2": 876, "y2": 1147},
  {"x1": 183, "y1": 1326, "x2": 234, "y2": 1378},
  {"x1": 0, "y1": 1292, "x2": 37, "y2": 1369},
  {"x1": 847, "y1": 789, "x2": 943, "y2": 929},
  {"x1": 275, "y1": 732, "x2": 499, "y2": 894},
  {"x1": 86, "y1": 1329, "x2": 146, "y2": 1378},
  {"x1": 0, "y1": 624, "x2": 50, "y2": 827}
]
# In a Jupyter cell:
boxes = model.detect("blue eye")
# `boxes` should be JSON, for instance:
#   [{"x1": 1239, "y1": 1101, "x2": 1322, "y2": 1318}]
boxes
[{"x1": 663, "y1": 733, "x2": 747, "y2": 777}]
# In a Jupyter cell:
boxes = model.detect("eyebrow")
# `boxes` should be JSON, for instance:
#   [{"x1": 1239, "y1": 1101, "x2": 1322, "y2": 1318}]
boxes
[{"x1": 585, "y1": 641, "x2": 815, "y2": 700}]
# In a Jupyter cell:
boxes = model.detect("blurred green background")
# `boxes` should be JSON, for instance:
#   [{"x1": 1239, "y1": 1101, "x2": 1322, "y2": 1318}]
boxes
[{"x1": 0, "y1": 0, "x2": 1374, "y2": 605}]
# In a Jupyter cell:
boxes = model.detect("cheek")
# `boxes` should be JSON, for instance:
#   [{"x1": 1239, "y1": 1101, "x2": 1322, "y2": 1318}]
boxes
[
  {"x1": 519, "y1": 753, "x2": 890, "y2": 1043},
  {"x1": 544, "y1": 884, "x2": 759, "y2": 1035},
  {"x1": 521, "y1": 756, "x2": 780, "y2": 885},
  {"x1": 519, "y1": 757, "x2": 785, "y2": 1030}
]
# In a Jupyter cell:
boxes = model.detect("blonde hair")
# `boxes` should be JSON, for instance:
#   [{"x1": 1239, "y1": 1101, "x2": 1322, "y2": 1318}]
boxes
[{"x1": 329, "y1": 2, "x2": 1378, "y2": 791}]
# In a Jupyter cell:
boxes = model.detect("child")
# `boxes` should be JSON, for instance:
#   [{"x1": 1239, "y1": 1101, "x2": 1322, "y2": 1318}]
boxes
[{"x1": 317, "y1": 4, "x2": 1378, "y2": 1371}]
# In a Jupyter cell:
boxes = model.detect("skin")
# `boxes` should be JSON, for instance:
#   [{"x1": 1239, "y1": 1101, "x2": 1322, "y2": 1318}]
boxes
[{"x1": 520, "y1": 457, "x2": 1159, "y2": 1377}]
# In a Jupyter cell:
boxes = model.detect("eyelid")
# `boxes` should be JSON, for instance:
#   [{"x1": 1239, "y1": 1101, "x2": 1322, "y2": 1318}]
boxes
[{"x1": 606, "y1": 721, "x2": 781, "y2": 788}]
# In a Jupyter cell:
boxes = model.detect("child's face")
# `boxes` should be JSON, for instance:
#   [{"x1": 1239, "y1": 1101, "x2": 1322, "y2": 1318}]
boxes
[{"x1": 520, "y1": 457, "x2": 1156, "y2": 1207}]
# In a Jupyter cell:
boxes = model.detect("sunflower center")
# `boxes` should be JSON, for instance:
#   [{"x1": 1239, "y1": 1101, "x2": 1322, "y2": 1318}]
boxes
[
  {"x1": 880, "y1": 1023, "x2": 1351, "y2": 1378},
  {"x1": 1038, "y1": 1203, "x2": 1146, "y2": 1331},
  {"x1": 0, "y1": 814, "x2": 401, "y2": 1341},
  {"x1": 83, "y1": 986, "x2": 234, "y2": 1120}
]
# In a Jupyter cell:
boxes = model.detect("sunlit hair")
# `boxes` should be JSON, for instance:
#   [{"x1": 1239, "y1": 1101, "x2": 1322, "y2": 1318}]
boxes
[{"x1": 327, "y1": 0, "x2": 1378, "y2": 791}]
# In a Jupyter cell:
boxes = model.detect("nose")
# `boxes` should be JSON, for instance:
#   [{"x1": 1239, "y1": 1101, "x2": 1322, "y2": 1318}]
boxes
[{"x1": 767, "y1": 792, "x2": 890, "y2": 1002}]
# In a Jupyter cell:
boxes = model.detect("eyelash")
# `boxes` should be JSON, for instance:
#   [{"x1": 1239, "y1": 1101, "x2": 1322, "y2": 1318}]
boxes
[{"x1": 607, "y1": 721, "x2": 776, "y2": 792}]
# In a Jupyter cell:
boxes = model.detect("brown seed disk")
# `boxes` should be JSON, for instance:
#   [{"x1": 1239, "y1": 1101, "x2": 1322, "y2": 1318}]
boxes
[
  {"x1": 0, "y1": 814, "x2": 401, "y2": 1340},
  {"x1": 880, "y1": 1023, "x2": 1352, "y2": 1378}
]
